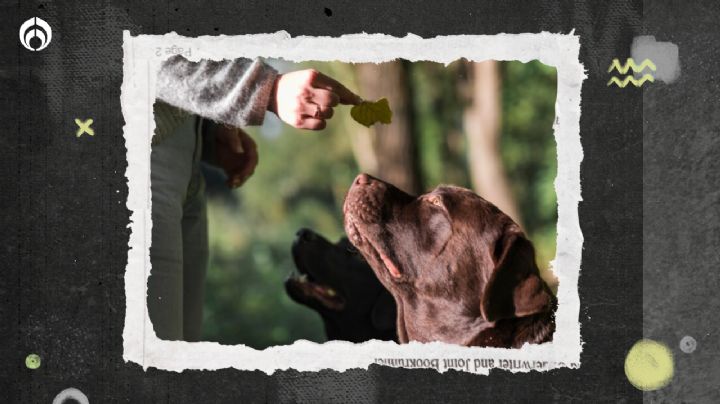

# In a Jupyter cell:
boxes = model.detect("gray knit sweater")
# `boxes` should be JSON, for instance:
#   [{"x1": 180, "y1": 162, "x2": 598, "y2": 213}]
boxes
[{"x1": 153, "y1": 55, "x2": 278, "y2": 145}]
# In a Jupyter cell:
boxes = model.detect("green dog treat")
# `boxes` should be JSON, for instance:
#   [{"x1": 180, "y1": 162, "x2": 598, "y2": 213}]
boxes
[{"x1": 350, "y1": 98, "x2": 393, "y2": 127}]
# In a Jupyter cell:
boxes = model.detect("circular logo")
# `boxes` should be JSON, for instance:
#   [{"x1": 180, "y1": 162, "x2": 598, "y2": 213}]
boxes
[{"x1": 19, "y1": 17, "x2": 52, "y2": 51}]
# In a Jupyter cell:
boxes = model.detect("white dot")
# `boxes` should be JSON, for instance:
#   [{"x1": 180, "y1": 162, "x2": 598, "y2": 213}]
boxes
[{"x1": 679, "y1": 335, "x2": 697, "y2": 353}]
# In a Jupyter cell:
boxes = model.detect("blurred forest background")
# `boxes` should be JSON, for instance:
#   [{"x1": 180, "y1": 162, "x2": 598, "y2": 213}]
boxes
[{"x1": 199, "y1": 59, "x2": 558, "y2": 349}]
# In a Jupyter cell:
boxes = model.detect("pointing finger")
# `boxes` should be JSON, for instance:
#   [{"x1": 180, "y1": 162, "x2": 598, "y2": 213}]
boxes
[
  {"x1": 310, "y1": 88, "x2": 340, "y2": 107},
  {"x1": 310, "y1": 72, "x2": 362, "y2": 105}
]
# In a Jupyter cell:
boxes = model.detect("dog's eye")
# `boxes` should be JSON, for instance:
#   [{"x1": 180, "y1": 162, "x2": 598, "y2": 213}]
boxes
[{"x1": 427, "y1": 196, "x2": 443, "y2": 207}]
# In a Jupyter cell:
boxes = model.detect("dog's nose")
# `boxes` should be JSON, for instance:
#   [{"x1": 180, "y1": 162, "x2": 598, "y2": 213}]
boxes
[
  {"x1": 355, "y1": 173, "x2": 372, "y2": 185},
  {"x1": 296, "y1": 228, "x2": 316, "y2": 241}
]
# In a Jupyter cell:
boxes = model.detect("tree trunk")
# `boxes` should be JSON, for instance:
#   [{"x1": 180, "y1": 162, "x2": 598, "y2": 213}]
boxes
[
  {"x1": 463, "y1": 61, "x2": 522, "y2": 226},
  {"x1": 352, "y1": 61, "x2": 422, "y2": 195}
]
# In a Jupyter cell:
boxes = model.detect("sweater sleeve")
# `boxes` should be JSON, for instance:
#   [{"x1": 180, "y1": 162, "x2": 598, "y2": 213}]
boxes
[{"x1": 156, "y1": 55, "x2": 278, "y2": 127}]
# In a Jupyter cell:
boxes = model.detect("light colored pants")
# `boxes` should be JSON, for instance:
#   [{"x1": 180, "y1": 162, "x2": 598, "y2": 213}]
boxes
[{"x1": 147, "y1": 114, "x2": 208, "y2": 341}]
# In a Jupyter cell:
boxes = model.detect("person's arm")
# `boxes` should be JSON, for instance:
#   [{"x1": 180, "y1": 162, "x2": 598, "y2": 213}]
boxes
[{"x1": 157, "y1": 55, "x2": 278, "y2": 127}]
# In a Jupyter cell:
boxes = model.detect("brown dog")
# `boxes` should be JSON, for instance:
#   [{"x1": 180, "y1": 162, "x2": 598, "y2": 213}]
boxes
[{"x1": 343, "y1": 173, "x2": 556, "y2": 348}]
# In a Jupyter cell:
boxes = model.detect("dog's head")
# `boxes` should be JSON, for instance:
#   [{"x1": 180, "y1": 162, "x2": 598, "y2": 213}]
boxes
[
  {"x1": 343, "y1": 173, "x2": 554, "y2": 333},
  {"x1": 285, "y1": 228, "x2": 396, "y2": 342}
]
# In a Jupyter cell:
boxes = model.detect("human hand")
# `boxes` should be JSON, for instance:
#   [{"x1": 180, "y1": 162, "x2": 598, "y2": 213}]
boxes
[
  {"x1": 215, "y1": 125, "x2": 259, "y2": 188},
  {"x1": 267, "y1": 69, "x2": 362, "y2": 130}
]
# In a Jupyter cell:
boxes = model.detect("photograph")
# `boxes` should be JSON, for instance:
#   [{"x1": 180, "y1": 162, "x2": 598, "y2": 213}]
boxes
[{"x1": 146, "y1": 55, "x2": 559, "y2": 350}]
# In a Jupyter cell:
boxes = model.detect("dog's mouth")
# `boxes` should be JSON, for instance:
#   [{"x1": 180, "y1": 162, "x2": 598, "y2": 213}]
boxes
[
  {"x1": 286, "y1": 266, "x2": 346, "y2": 311},
  {"x1": 346, "y1": 219, "x2": 402, "y2": 279}
]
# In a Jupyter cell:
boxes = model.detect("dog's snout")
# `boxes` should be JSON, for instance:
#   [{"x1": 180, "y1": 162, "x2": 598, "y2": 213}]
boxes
[
  {"x1": 355, "y1": 173, "x2": 372, "y2": 186},
  {"x1": 345, "y1": 174, "x2": 382, "y2": 227}
]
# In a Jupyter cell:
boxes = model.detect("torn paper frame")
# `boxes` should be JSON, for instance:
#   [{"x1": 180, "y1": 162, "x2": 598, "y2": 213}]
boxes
[{"x1": 121, "y1": 31, "x2": 585, "y2": 374}]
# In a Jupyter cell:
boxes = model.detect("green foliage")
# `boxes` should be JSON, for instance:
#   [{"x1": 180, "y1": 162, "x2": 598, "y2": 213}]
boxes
[
  {"x1": 500, "y1": 61, "x2": 558, "y2": 271},
  {"x1": 410, "y1": 60, "x2": 470, "y2": 188},
  {"x1": 201, "y1": 60, "x2": 558, "y2": 348}
]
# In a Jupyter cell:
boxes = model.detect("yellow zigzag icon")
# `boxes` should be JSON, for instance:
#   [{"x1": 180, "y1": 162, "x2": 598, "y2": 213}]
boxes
[
  {"x1": 607, "y1": 74, "x2": 655, "y2": 88},
  {"x1": 607, "y1": 58, "x2": 657, "y2": 74}
]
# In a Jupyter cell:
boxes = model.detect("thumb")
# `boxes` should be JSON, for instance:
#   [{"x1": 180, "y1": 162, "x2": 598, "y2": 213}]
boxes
[{"x1": 222, "y1": 126, "x2": 244, "y2": 154}]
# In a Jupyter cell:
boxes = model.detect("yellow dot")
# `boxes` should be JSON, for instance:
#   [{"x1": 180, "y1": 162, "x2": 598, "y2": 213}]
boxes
[
  {"x1": 25, "y1": 353, "x2": 41, "y2": 370},
  {"x1": 625, "y1": 339, "x2": 674, "y2": 391}
]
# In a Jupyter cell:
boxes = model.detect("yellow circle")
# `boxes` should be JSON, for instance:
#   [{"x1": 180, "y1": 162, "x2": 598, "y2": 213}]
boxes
[
  {"x1": 25, "y1": 353, "x2": 41, "y2": 370},
  {"x1": 625, "y1": 339, "x2": 674, "y2": 391}
]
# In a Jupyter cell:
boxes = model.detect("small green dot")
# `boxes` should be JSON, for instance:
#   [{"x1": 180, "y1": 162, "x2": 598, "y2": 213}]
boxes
[{"x1": 25, "y1": 353, "x2": 41, "y2": 369}]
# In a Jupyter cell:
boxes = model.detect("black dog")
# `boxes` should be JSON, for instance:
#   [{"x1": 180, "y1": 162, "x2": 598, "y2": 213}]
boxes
[{"x1": 285, "y1": 228, "x2": 397, "y2": 343}]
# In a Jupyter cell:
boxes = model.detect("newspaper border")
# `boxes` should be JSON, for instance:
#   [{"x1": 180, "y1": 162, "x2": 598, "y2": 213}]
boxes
[{"x1": 121, "y1": 31, "x2": 585, "y2": 374}]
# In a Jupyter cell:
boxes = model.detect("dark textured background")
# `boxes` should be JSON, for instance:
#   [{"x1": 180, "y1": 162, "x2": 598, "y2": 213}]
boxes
[
  {"x1": 0, "y1": 0, "x2": 711, "y2": 402},
  {"x1": 642, "y1": 1, "x2": 720, "y2": 403}
]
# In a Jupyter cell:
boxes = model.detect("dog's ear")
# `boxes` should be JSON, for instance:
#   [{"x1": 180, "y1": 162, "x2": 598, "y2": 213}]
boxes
[
  {"x1": 371, "y1": 292, "x2": 397, "y2": 331},
  {"x1": 481, "y1": 227, "x2": 553, "y2": 323}
]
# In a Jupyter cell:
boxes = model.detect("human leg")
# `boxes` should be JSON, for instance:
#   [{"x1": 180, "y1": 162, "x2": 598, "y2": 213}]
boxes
[
  {"x1": 180, "y1": 119, "x2": 210, "y2": 342},
  {"x1": 148, "y1": 113, "x2": 198, "y2": 340}
]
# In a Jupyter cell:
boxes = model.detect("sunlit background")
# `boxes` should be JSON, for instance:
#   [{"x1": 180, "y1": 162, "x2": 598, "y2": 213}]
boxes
[{"x1": 200, "y1": 59, "x2": 557, "y2": 349}]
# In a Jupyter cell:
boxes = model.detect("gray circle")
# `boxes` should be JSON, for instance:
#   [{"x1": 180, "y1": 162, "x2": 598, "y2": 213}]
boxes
[
  {"x1": 52, "y1": 388, "x2": 89, "y2": 404},
  {"x1": 679, "y1": 335, "x2": 697, "y2": 354}
]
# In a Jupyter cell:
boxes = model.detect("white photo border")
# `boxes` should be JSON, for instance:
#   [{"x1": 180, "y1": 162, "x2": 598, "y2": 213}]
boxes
[{"x1": 121, "y1": 31, "x2": 585, "y2": 374}]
